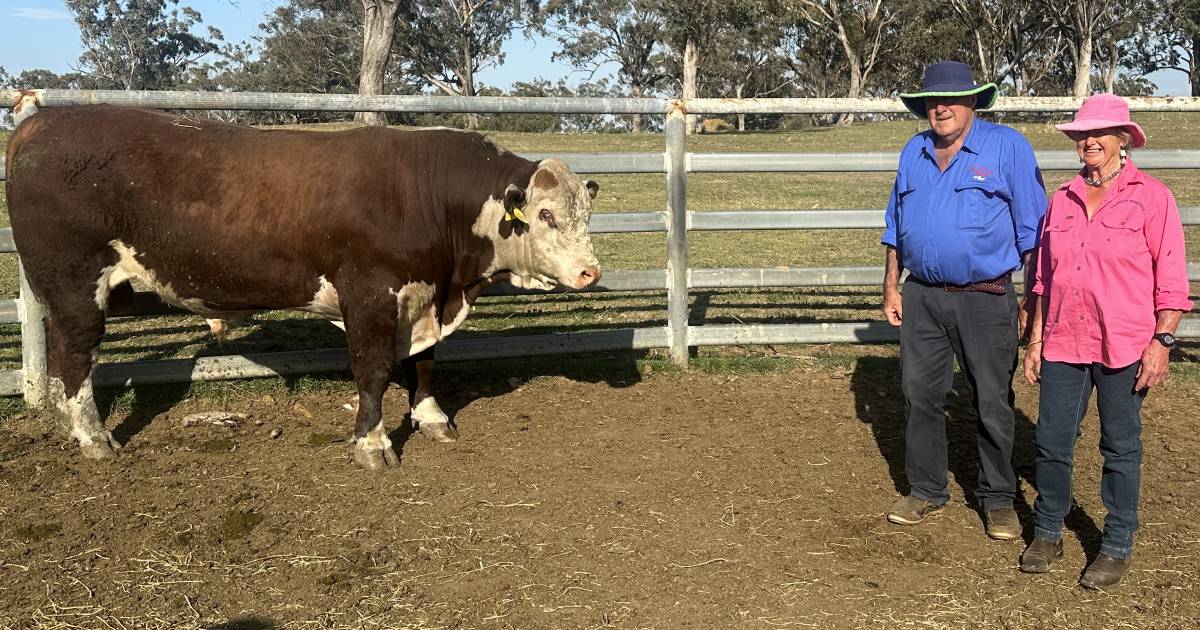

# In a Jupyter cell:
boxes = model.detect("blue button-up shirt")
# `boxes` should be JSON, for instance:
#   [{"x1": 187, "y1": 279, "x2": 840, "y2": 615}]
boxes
[{"x1": 881, "y1": 119, "x2": 1047, "y2": 285}]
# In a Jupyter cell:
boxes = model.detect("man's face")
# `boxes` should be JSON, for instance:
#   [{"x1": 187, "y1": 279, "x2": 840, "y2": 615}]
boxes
[{"x1": 925, "y1": 95, "x2": 976, "y2": 144}]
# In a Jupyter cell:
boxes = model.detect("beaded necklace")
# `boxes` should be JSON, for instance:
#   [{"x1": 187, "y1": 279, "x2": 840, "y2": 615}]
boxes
[{"x1": 1083, "y1": 165, "x2": 1123, "y2": 187}]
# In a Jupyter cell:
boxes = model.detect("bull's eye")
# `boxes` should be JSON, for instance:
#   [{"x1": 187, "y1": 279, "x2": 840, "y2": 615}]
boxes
[{"x1": 539, "y1": 208, "x2": 557, "y2": 228}]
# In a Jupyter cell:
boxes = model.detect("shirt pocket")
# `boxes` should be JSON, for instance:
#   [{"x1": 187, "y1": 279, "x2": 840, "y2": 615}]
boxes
[
  {"x1": 954, "y1": 180, "x2": 1005, "y2": 230},
  {"x1": 1099, "y1": 203, "x2": 1147, "y2": 257},
  {"x1": 1042, "y1": 216, "x2": 1076, "y2": 270}
]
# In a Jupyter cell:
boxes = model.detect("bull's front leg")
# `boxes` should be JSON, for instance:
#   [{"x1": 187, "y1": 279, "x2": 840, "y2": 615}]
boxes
[
  {"x1": 343, "y1": 289, "x2": 401, "y2": 470},
  {"x1": 402, "y1": 345, "x2": 459, "y2": 443}
]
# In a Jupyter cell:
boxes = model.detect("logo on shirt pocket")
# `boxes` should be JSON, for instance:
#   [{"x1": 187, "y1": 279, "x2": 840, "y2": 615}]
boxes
[{"x1": 955, "y1": 180, "x2": 1003, "y2": 230}]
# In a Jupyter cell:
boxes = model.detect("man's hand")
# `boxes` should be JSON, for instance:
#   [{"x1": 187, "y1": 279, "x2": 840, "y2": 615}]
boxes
[
  {"x1": 1135, "y1": 340, "x2": 1171, "y2": 391},
  {"x1": 883, "y1": 288, "x2": 903, "y2": 326},
  {"x1": 1023, "y1": 343, "x2": 1042, "y2": 385}
]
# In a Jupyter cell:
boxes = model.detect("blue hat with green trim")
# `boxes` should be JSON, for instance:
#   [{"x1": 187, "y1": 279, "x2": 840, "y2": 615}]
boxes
[{"x1": 899, "y1": 61, "x2": 998, "y2": 118}]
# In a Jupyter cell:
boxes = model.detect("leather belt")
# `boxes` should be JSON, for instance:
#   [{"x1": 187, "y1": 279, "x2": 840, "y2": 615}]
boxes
[{"x1": 910, "y1": 275, "x2": 1010, "y2": 295}]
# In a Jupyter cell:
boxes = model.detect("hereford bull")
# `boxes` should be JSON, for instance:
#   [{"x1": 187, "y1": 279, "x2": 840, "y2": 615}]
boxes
[{"x1": 5, "y1": 104, "x2": 601, "y2": 469}]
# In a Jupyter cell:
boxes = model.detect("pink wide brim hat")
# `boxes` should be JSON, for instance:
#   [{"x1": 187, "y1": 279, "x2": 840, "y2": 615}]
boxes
[{"x1": 1054, "y1": 93, "x2": 1146, "y2": 148}]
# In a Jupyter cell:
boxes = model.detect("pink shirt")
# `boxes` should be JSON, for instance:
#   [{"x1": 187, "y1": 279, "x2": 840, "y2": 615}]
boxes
[{"x1": 1032, "y1": 162, "x2": 1192, "y2": 368}]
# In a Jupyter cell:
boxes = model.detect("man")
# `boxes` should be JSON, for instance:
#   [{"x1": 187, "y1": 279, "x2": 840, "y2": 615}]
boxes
[{"x1": 881, "y1": 61, "x2": 1046, "y2": 540}]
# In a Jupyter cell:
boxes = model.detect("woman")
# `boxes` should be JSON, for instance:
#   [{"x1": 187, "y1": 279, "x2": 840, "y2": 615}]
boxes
[{"x1": 1021, "y1": 93, "x2": 1192, "y2": 589}]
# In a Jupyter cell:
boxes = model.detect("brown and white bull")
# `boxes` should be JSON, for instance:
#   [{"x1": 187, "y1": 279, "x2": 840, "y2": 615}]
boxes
[{"x1": 5, "y1": 104, "x2": 601, "y2": 469}]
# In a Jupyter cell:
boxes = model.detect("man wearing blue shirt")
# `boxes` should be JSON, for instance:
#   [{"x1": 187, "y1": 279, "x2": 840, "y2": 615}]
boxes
[{"x1": 882, "y1": 61, "x2": 1046, "y2": 540}]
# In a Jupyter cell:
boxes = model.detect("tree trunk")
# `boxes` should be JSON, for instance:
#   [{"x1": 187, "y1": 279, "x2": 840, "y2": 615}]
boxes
[
  {"x1": 1192, "y1": 35, "x2": 1200, "y2": 97},
  {"x1": 1073, "y1": 33, "x2": 1093, "y2": 97},
  {"x1": 736, "y1": 84, "x2": 746, "y2": 131},
  {"x1": 682, "y1": 37, "x2": 699, "y2": 135},
  {"x1": 357, "y1": 0, "x2": 402, "y2": 126},
  {"x1": 631, "y1": 84, "x2": 643, "y2": 133},
  {"x1": 461, "y1": 16, "x2": 479, "y2": 130}
]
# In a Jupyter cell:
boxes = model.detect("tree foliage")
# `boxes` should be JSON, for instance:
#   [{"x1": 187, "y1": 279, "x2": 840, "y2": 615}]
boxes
[
  {"x1": 65, "y1": 0, "x2": 223, "y2": 90},
  {"x1": 546, "y1": 0, "x2": 669, "y2": 131},
  {"x1": 396, "y1": 0, "x2": 540, "y2": 128}
]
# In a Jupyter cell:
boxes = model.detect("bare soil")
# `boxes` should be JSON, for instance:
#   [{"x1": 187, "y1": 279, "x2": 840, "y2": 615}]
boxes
[{"x1": 1, "y1": 358, "x2": 1199, "y2": 629}]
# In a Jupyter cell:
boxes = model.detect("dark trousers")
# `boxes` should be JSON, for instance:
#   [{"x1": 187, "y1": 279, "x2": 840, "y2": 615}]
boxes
[
  {"x1": 899, "y1": 278, "x2": 1019, "y2": 512},
  {"x1": 1033, "y1": 360, "x2": 1144, "y2": 559}
]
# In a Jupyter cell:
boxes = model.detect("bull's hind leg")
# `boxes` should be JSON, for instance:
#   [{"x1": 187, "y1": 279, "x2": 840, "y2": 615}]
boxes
[
  {"x1": 402, "y1": 345, "x2": 458, "y2": 443},
  {"x1": 42, "y1": 290, "x2": 118, "y2": 459},
  {"x1": 344, "y1": 288, "x2": 401, "y2": 469}
]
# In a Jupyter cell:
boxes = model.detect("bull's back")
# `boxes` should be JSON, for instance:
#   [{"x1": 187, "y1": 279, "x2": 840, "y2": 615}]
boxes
[{"x1": 6, "y1": 107, "x2": 398, "y2": 309}]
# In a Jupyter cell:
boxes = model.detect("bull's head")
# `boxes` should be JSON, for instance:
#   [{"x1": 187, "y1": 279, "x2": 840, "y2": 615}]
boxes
[{"x1": 483, "y1": 158, "x2": 601, "y2": 291}]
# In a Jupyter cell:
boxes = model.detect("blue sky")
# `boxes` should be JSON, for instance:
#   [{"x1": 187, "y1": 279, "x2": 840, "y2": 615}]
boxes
[
  {"x1": 0, "y1": 0, "x2": 593, "y2": 90},
  {"x1": 0, "y1": 0, "x2": 1192, "y2": 96}
]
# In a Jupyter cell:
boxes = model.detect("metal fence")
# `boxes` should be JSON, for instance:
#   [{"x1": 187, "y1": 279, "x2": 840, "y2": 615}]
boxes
[{"x1": 1, "y1": 90, "x2": 1198, "y2": 404}]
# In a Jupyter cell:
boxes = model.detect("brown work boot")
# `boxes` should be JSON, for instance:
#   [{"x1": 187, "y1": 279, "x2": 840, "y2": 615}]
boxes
[
  {"x1": 887, "y1": 495, "x2": 945, "y2": 525},
  {"x1": 985, "y1": 506, "x2": 1022, "y2": 540},
  {"x1": 1019, "y1": 537, "x2": 1064, "y2": 573},
  {"x1": 1079, "y1": 553, "x2": 1133, "y2": 590}
]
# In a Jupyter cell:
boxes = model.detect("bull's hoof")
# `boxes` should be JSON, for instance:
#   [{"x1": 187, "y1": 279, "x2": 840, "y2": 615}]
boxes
[
  {"x1": 419, "y1": 422, "x2": 459, "y2": 443},
  {"x1": 80, "y1": 438, "x2": 120, "y2": 460},
  {"x1": 352, "y1": 444, "x2": 400, "y2": 470}
]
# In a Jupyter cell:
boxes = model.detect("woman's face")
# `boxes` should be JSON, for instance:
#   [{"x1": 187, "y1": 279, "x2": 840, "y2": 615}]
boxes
[{"x1": 1066, "y1": 128, "x2": 1124, "y2": 171}]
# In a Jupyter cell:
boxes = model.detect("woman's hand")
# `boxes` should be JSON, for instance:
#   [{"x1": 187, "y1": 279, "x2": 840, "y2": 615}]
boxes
[
  {"x1": 1023, "y1": 342, "x2": 1043, "y2": 385},
  {"x1": 1135, "y1": 341, "x2": 1171, "y2": 390}
]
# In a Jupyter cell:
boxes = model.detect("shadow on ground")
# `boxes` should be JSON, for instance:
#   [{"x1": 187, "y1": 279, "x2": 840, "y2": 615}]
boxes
[{"x1": 850, "y1": 355, "x2": 1103, "y2": 556}]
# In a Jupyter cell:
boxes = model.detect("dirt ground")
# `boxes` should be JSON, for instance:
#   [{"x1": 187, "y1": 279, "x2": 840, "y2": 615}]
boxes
[{"x1": 1, "y1": 356, "x2": 1199, "y2": 629}]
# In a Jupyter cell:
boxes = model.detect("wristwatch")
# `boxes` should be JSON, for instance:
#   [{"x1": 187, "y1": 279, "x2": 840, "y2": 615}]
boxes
[{"x1": 1153, "y1": 332, "x2": 1178, "y2": 349}]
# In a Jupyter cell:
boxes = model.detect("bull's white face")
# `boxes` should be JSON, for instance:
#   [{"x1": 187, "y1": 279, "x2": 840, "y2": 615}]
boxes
[{"x1": 478, "y1": 158, "x2": 602, "y2": 291}]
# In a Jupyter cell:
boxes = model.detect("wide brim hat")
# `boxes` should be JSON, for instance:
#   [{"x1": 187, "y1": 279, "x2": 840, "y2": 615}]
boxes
[
  {"x1": 1054, "y1": 92, "x2": 1147, "y2": 148},
  {"x1": 899, "y1": 60, "x2": 998, "y2": 118}
]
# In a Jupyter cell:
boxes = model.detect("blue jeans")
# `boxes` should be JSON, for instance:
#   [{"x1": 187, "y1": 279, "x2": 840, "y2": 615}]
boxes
[{"x1": 1033, "y1": 360, "x2": 1145, "y2": 559}]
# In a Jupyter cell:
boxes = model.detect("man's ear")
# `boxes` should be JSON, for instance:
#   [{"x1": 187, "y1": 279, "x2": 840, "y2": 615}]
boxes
[{"x1": 585, "y1": 180, "x2": 599, "y2": 199}]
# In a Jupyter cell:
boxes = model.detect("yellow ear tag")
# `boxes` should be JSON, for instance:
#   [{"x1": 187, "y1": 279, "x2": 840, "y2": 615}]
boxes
[{"x1": 505, "y1": 206, "x2": 528, "y2": 223}]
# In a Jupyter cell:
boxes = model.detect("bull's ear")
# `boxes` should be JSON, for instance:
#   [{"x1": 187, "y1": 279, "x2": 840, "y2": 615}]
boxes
[
  {"x1": 585, "y1": 180, "x2": 599, "y2": 199},
  {"x1": 504, "y1": 184, "x2": 526, "y2": 209}
]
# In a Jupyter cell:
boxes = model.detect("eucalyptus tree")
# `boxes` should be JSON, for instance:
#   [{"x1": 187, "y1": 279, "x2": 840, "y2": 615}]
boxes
[
  {"x1": 397, "y1": 0, "x2": 541, "y2": 129},
  {"x1": 649, "y1": 0, "x2": 753, "y2": 132},
  {"x1": 357, "y1": 0, "x2": 406, "y2": 126},
  {"x1": 546, "y1": 0, "x2": 670, "y2": 132},
  {"x1": 946, "y1": 0, "x2": 1064, "y2": 95},
  {"x1": 778, "y1": 0, "x2": 897, "y2": 124},
  {"x1": 1033, "y1": 0, "x2": 1142, "y2": 96},
  {"x1": 64, "y1": 0, "x2": 223, "y2": 90},
  {"x1": 703, "y1": 14, "x2": 792, "y2": 130},
  {"x1": 1123, "y1": 0, "x2": 1200, "y2": 95},
  {"x1": 257, "y1": 0, "x2": 362, "y2": 96}
]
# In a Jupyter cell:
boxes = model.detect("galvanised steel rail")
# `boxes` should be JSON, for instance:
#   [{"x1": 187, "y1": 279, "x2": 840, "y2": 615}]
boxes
[
  {"x1": 6, "y1": 89, "x2": 1200, "y2": 113},
  {"x1": 2, "y1": 91, "x2": 1199, "y2": 401}
]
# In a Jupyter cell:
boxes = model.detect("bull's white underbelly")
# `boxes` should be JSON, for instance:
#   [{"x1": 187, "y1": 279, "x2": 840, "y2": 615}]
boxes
[
  {"x1": 93, "y1": 247, "x2": 472, "y2": 355},
  {"x1": 95, "y1": 240, "x2": 217, "y2": 313},
  {"x1": 304, "y1": 277, "x2": 473, "y2": 357}
]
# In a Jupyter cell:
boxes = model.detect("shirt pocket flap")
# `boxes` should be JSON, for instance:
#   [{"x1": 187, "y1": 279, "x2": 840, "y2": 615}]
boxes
[
  {"x1": 954, "y1": 179, "x2": 1004, "y2": 197},
  {"x1": 1100, "y1": 210, "x2": 1144, "y2": 231},
  {"x1": 1044, "y1": 214, "x2": 1079, "y2": 232}
]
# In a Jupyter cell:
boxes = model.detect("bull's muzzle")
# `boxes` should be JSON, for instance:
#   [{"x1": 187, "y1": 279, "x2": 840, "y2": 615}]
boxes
[{"x1": 576, "y1": 265, "x2": 602, "y2": 289}]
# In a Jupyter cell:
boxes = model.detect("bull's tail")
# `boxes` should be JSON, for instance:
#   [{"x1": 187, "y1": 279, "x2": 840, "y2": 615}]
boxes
[{"x1": 11, "y1": 90, "x2": 40, "y2": 128}]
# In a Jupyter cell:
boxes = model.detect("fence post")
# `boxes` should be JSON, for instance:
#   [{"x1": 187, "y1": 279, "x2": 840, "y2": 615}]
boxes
[
  {"x1": 17, "y1": 260, "x2": 48, "y2": 407},
  {"x1": 665, "y1": 102, "x2": 689, "y2": 367}
]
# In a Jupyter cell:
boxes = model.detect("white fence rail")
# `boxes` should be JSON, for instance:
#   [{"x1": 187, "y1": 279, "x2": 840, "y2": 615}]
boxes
[{"x1": 1, "y1": 91, "x2": 1198, "y2": 400}]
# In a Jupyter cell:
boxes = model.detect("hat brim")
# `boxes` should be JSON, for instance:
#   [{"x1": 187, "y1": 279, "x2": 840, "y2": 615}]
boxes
[
  {"x1": 1054, "y1": 119, "x2": 1147, "y2": 148},
  {"x1": 899, "y1": 83, "x2": 998, "y2": 118}
]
